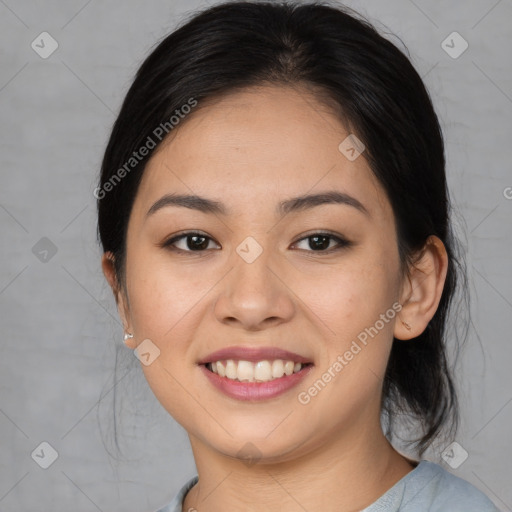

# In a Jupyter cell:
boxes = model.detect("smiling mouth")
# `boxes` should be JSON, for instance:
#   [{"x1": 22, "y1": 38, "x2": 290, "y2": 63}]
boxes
[{"x1": 203, "y1": 359, "x2": 314, "y2": 383}]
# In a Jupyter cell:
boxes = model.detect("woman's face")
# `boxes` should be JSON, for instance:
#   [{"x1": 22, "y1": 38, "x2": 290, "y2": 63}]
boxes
[{"x1": 115, "y1": 85, "x2": 406, "y2": 462}]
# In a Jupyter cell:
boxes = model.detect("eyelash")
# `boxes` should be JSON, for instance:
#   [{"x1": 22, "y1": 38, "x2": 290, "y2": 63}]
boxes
[{"x1": 161, "y1": 230, "x2": 352, "y2": 255}]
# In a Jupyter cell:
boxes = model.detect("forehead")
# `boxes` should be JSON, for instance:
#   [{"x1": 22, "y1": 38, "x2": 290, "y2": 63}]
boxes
[{"x1": 132, "y1": 85, "x2": 390, "y2": 220}]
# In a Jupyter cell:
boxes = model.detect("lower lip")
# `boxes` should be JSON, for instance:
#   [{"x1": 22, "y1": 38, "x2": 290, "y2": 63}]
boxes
[{"x1": 199, "y1": 364, "x2": 314, "y2": 401}]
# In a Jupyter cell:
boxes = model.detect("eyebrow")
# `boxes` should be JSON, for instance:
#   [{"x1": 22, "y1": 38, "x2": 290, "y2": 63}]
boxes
[{"x1": 145, "y1": 191, "x2": 369, "y2": 219}]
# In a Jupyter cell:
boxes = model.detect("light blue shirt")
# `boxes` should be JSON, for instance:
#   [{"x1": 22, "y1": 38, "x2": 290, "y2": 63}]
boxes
[{"x1": 154, "y1": 460, "x2": 500, "y2": 511}]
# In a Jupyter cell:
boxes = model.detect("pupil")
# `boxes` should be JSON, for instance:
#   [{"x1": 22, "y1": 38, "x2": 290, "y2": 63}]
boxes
[
  {"x1": 309, "y1": 235, "x2": 330, "y2": 250},
  {"x1": 187, "y1": 235, "x2": 208, "y2": 250}
]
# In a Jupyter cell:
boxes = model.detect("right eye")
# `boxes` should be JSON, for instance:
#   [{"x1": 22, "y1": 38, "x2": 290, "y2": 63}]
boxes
[{"x1": 162, "y1": 231, "x2": 221, "y2": 253}]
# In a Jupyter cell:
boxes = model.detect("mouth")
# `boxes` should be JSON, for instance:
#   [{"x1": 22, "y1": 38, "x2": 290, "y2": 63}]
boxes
[{"x1": 198, "y1": 346, "x2": 314, "y2": 401}]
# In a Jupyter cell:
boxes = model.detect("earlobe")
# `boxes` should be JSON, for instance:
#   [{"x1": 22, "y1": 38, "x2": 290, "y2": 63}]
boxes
[
  {"x1": 394, "y1": 235, "x2": 448, "y2": 341},
  {"x1": 123, "y1": 332, "x2": 137, "y2": 350}
]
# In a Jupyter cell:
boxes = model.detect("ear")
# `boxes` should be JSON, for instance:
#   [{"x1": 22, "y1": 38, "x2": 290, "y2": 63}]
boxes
[
  {"x1": 394, "y1": 235, "x2": 449, "y2": 341},
  {"x1": 101, "y1": 251, "x2": 137, "y2": 349}
]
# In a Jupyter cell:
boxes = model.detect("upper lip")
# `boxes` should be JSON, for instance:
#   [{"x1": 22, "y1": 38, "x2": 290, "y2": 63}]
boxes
[{"x1": 197, "y1": 346, "x2": 312, "y2": 365}]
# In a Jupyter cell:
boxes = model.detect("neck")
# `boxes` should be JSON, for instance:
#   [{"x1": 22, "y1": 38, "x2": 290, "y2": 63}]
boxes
[{"x1": 183, "y1": 422, "x2": 415, "y2": 512}]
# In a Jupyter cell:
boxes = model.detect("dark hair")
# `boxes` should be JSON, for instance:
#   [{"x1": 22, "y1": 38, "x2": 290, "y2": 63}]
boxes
[{"x1": 97, "y1": 0, "x2": 468, "y2": 456}]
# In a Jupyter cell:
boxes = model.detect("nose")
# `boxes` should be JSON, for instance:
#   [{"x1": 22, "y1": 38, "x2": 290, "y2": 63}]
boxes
[{"x1": 213, "y1": 245, "x2": 296, "y2": 331}]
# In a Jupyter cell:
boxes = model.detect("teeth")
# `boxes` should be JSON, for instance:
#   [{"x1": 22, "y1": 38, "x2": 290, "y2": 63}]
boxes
[
  {"x1": 237, "y1": 360, "x2": 254, "y2": 381},
  {"x1": 254, "y1": 361, "x2": 272, "y2": 382},
  {"x1": 271, "y1": 360, "x2": 284, "y2": 378},
  {"x1": 207, "y1": 359, "x2": 305, "y2": 382},
  {"x1": 225, "y1": 360, "x2": 237, "y2": 379}
]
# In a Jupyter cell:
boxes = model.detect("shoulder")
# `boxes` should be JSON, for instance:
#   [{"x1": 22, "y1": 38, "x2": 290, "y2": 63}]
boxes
[
  {"x1": 400, "y1": 461, "x2": 500, "y2": 512},
  {"x1": 155, "y1": 464, "x2": 500, "y2": 512},
  {"x1": 152, "y1": 476, "x2": 198, "y2": 512}
]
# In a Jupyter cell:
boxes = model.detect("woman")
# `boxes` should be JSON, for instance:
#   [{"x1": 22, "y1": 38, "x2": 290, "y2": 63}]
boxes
[{"x1": 96, "y1": 1, "x2": 500, "y2": 510}]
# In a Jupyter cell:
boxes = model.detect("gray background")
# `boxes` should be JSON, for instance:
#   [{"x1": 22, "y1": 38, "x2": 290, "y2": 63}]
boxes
[{"x1": 0, "y1": 0, "x2": 511, "y2": 510}]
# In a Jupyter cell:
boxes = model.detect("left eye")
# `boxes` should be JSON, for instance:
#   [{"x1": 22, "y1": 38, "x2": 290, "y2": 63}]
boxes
[{"x1": 292, "y1": 233, "x2": 350, "y2": 252}]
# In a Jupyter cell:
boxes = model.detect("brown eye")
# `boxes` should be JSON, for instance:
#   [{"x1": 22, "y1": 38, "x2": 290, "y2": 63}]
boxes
[
  {"x1": 163, "y1": 232, "x2": 221, "y2": 252},
  {"x1": 308, "y1": 235, "x2": 331, "y2": 251},
  {"x1": 292, "y1": 232, "x2": 351, "y2": 253},
  {"x1": 186, "y1": 235, "x2": 209, "y2": 250}
]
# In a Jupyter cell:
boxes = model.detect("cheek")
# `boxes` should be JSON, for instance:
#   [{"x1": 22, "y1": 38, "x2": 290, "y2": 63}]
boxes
[
  {"x1": 295, "y1": 262, "x2": 399, "y2": 422},
  {"x1": 292, "y1": 253, "x2": 398, "y2": 338},
  {"x1": 290, "y1": 248, "x2": 400, "y2": 400},
  {"x1": 126, "y1": 253, "x2": 214, "y2": 341},
  {"x1": 124, "y1": 254, "x2": 212, "y2": 428}
]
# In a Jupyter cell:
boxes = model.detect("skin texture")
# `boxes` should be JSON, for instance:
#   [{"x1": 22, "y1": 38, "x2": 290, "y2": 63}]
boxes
[{"x1": 102, "y1": 85, "x2": 448, "y2": 511}]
